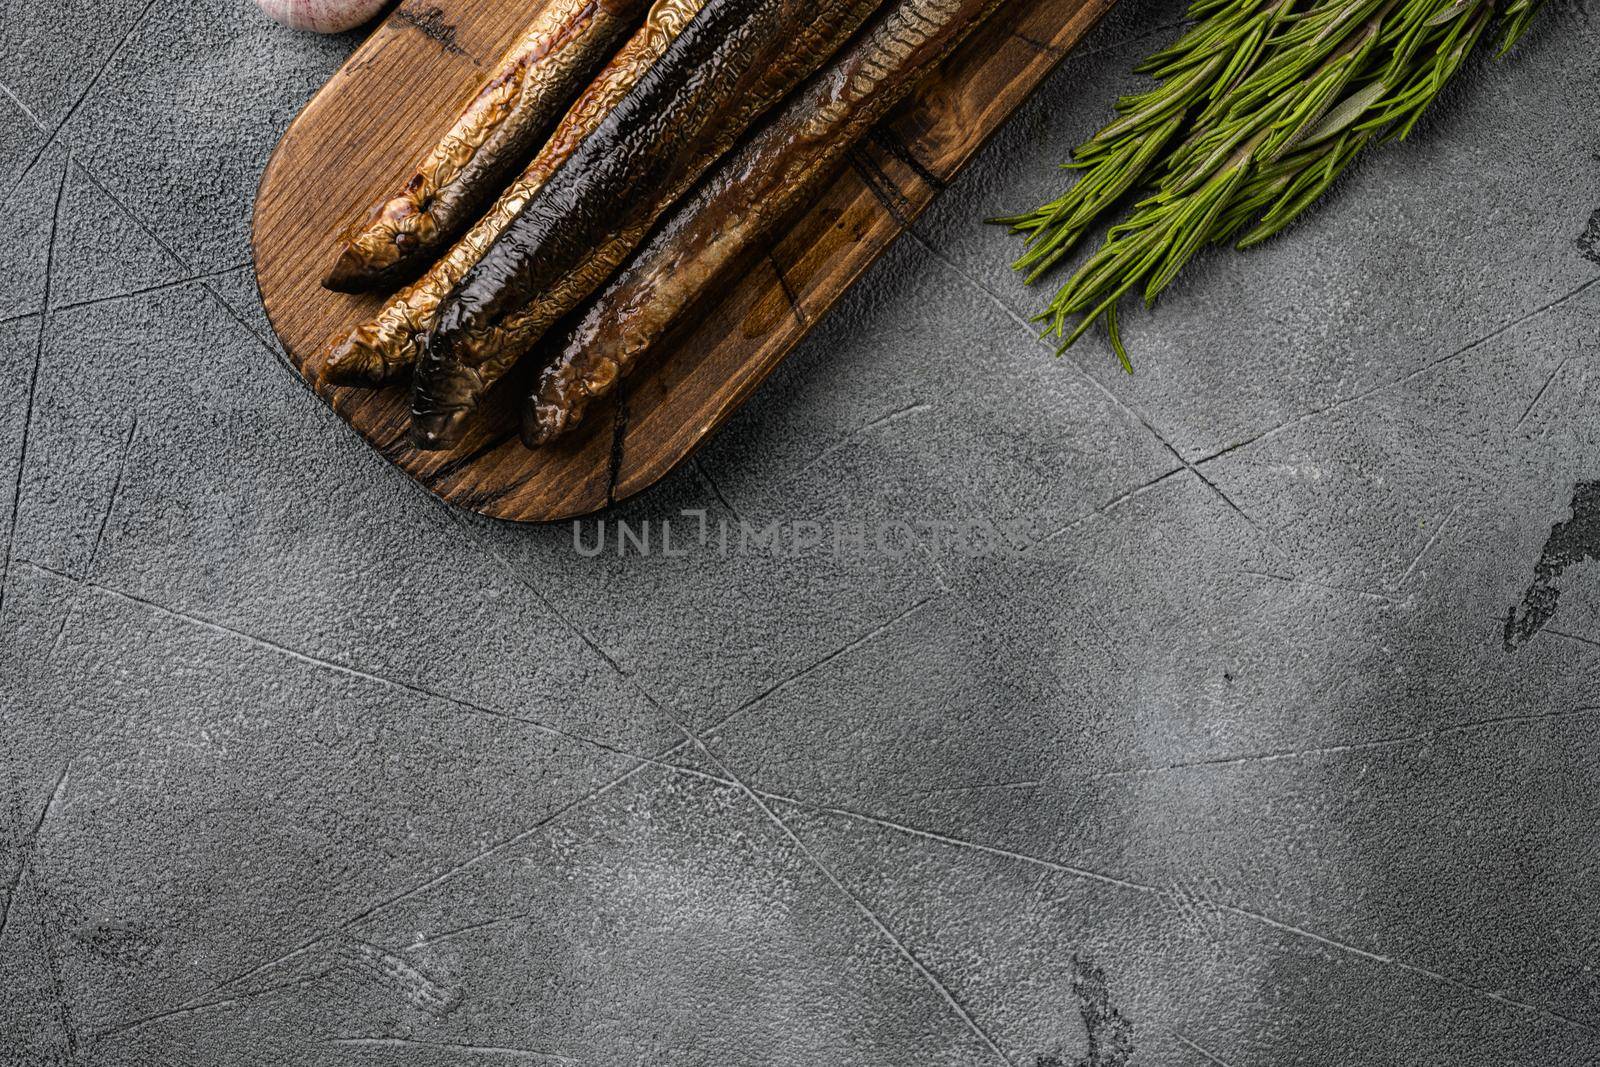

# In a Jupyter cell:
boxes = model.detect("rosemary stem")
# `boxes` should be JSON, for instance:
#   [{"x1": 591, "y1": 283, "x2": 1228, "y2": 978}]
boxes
[{"x1": 994, "y1": 0, "x2": 1545, "y2": 363}]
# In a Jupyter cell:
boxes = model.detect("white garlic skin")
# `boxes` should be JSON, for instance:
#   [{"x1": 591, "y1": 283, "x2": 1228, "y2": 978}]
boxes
[{"x1": 255, "y1": 0, "x2": 391, "y2": 33}]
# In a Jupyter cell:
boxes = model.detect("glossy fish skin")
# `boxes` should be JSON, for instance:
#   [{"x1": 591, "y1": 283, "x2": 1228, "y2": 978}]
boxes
[
  {"x1": 411, "y1": 0, "x2": 886, "y2": 450},
  {"x1": 525, "y1": 0, "x2": 1001, "y2": 447},
  {"x1": 320, "y1": 0, "x2": 710, "y2": 386},
  {"x1": 322, "y1": 0, "x2": 651, "y2": 294}
]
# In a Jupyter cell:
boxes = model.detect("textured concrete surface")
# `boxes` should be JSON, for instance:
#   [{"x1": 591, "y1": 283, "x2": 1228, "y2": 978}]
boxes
[{"x1": 2, "y1": 0, "x2": 1599, "y2": 1063}]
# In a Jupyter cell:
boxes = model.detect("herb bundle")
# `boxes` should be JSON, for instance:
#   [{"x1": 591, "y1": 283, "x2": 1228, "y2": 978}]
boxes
[{"x1": 994, "y1": 0, "x2": 1544, "y2": 369}]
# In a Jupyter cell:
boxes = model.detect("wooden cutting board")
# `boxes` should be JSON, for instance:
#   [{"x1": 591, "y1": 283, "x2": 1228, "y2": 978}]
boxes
[{"x1": 253, "y1": 0, "x2": 1116, "y2": 521}]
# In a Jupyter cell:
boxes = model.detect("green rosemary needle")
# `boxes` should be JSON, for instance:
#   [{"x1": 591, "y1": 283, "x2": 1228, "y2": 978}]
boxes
[{"x1": 994, "y1": 0, "x2": 1544, "y2": 366}]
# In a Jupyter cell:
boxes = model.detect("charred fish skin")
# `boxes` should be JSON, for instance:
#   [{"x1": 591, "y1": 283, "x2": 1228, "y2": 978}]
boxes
[
  {"x1": 320, "y1": 0, "x2": 711, "y2": 386},
  {"x1": 410, "y1": 0, "x2": 886, "y2": 450},
  {"x1": 321, "y1": 0, "x2": 651, "y2": 294},
  {"x1": 524, "y1": 0, "x2": 993, "y2": 447}
]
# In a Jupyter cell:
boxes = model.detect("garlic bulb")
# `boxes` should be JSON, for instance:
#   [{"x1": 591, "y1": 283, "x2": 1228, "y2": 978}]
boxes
[{"x1": 255, "y1": 0, "x2": 391, "y2": 33}]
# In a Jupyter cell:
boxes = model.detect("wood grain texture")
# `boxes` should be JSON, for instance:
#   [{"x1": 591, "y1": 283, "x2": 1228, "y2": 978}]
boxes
[{"x1": 252, "y1": 0, "x2": 1117, "y2": 522}]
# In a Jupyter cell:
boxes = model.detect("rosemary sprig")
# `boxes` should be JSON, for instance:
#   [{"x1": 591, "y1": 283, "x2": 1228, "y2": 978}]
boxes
[{"x1": 994, "y1": 0, "x2": 1544, "y2": 366}]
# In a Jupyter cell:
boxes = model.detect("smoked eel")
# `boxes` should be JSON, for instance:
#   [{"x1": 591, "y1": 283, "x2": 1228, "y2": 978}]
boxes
[
  {"x1": 525, "y1": 0, "x2": 1002, "y2": 446},
  {"x1": 321, "y1": 0, "x2": 710, "y2": 384},
  {"x1": 411, "y1": 0, "x2": 887, "y2": 449},
  {"x1": 323, "y1": 0, "x2": 651, "y2": 293}
]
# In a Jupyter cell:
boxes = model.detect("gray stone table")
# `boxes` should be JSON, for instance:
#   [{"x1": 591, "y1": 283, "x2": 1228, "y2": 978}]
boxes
[{"x1": 2, "y1": 0, "x2": 1599, "y2": 1064}]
